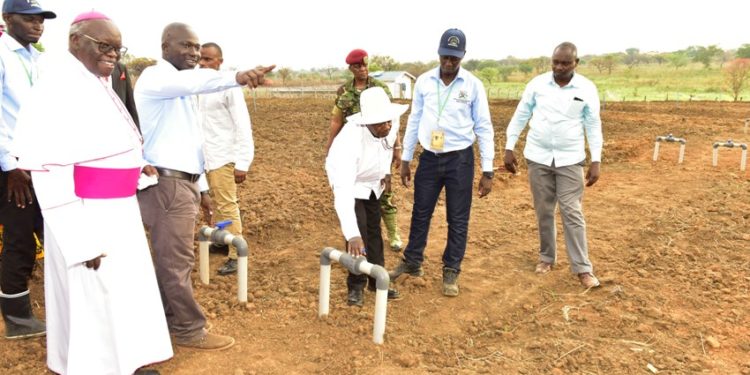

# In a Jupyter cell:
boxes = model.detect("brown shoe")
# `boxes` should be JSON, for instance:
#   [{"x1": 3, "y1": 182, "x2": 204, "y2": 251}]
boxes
[
  {"x1": 578, "y1": 273, "x2": 600, "y2": 288},
  {"x1": 535, "y1": 261, "x2": 552, "y2": 274},
  {"x1": 175, "y1": 332, "x2": 235, "y2": 351}
]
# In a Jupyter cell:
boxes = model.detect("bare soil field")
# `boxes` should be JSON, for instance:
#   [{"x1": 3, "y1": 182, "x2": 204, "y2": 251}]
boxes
[{"x1": 2, "y1": 98, "x2": 750, "y2": 374}]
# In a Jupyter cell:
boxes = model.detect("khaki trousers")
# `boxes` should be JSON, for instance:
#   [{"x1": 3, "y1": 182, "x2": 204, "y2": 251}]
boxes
[{"x1": 206, "y1": 163, "x2": 243, "y2": 260}]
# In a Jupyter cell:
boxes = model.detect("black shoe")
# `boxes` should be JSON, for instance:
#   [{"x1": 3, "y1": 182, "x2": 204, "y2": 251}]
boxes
[
  {"x1": 209, "y1": 244, "x2": 229, "y2": 255},
  {"x1": 217, "y1": 259, "x2": 238, "y2": 275},
  {"x1": 388, "y1": 259, "x2": 424, "y2": 281},
  {"x1": 366, "y1": 286, "x2": 402, "y2": 300},
  {"x1": 347, "y1": 289, "x2": 364, "y2": 307}
]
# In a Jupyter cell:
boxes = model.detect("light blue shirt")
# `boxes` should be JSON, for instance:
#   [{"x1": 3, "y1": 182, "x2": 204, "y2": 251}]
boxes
[
  {"x1": 0, "y1": 34, "x2": 40, "y2": 171},
  {"x1": 505, "y1": 71, "x2": 603, "y2": 167},
  {"x1": 402, "y1": 67, "x2": 495, "y2": 172},
  {"x1": 134, "y1": 59, "x2": 238, "y2": 189}
]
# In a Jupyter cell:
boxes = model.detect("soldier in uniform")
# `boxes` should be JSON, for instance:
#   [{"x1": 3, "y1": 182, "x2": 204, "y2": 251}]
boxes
[{"x1": 325, "y1": 49, "x2": 404, "y2": 252}]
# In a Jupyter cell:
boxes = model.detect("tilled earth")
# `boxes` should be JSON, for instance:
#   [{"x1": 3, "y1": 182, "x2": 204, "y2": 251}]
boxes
[{"x1": 2, "y1": 98, "x2": 750, "y2": 374}]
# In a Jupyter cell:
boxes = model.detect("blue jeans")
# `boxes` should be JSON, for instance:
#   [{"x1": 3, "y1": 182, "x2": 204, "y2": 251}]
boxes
[{"x1": 403, "y1": 147, "x2": 474, "y2": 272}]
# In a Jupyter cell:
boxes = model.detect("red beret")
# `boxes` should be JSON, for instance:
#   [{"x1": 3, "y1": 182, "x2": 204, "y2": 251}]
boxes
[{"x1": 346, "y1": 49, "x2": 368, "y2": 65}]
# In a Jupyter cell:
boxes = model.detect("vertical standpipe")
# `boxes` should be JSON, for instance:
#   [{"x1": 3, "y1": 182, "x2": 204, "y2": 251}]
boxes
[
  {"x1": 319, "y1": 247, "x2": 390, "y2": 345},
  {"x1": 653, "y1": 134, "x2": 687, "y2": 164},
  {"x1": 197, "y1": 225, "x2": 250, "y2": 303},
  {"x1": 712, "y1": 140, "x2": 748, "y2": 171}
]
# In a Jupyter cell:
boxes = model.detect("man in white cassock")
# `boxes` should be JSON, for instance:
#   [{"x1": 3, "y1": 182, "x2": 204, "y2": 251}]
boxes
[
  {"x1": 325, "y1": 87, "x2": 408, "y2": 307},
  {"x1": 9, "y1": 11, "x2": 172, "y2": 375}
]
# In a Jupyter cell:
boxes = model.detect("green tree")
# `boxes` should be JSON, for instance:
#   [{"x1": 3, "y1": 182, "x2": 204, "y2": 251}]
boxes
[
  {"x1": 623, "y1": 48, "x2": 641, "y2": 69},
  {"x1": 531, "y1": 56, "x2": 550, "y2": 74},
  {"x1": 462, "y1": 59, "x2": 481, "y2": 71},
  {"x1": 518, "y1": 62, "x2": 533, "y2": 76},
  {"x1": 666, "y1": 53, "x2": 689, "y2": 70},
  {"x1": 497, "y1": 66, "x2": 515, "y2": 82},
  {"x1": 692, "y1": 45, "x2": 723, "y2": 68},
  {"x1": 724, "y1": 58, "x2": 750, "y2": 101},
  {"x1": 369, "y1": 55, "x2": 398, "y2": 71},
  {"x1": 736, "y1": 44, "x2": 750, "y2": 58},
  {"x1": 477, "y1": 67, "x2": 498, "y2": 85}
]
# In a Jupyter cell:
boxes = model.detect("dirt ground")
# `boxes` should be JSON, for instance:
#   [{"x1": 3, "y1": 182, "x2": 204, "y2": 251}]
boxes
[{"x1": 2, "y1": 98, "x2": 750, "y2": 374}]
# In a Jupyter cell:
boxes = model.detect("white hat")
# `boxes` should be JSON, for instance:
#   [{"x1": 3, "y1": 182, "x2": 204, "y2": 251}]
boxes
[{"x1": 346, "y1": 87, "x2": 409, "y2": 126}]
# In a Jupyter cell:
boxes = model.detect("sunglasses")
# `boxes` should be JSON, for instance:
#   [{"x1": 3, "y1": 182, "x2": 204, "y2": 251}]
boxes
[{"x1": 82, "y1": 34, "x2": 128, "y2": 56}]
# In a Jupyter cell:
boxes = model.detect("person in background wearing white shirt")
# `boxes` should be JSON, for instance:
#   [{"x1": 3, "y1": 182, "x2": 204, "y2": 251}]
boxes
[
  {"x1": 389, "y1": 28, "x2": 495, "y2": 297},
  {"x1": 0, "y1": 0, "x2": 55, "y2": 340},
  {"x1": 326, "y1": 87, "x2": 407, "y2": 307},
  {"x1": 198, "y1": 42, "x2": 254, "y2": 276},
  {"x1": 504, "y1": 42, "x2": 602, "y2": 289},
  {"x1": 135, "y1": 22, "x2": 274, "y2": 351}
]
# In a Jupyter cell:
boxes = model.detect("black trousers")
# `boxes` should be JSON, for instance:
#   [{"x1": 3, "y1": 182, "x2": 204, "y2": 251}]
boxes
[
  {"x1": 346, "y1": 191, "x2": 384, "y2": 292},
  {"x1": 0, "y1": 171, "x2": 42, "y2": 294},
  {"x1": 403, "y1": 147, "x2": 474, "y2": 272}
]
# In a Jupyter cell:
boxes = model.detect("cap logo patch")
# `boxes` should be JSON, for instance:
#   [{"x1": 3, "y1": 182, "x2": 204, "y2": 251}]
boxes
[
  {"x1": 447, "y1": 36, "x2": 460, "y2": 48},
  {"x1": 28, "y1": 0, "x2": 41, "y2": 7}
]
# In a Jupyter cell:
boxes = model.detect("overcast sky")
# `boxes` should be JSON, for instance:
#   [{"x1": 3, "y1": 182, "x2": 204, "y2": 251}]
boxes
[{"x1": 36, "y1": 0, "x2": 749, "y2": 70}]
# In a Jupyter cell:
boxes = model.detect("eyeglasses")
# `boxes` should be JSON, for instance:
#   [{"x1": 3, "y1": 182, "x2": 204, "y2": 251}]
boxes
[{"x1": 81, "y1": 34, "x2": 128, "y2": 56}]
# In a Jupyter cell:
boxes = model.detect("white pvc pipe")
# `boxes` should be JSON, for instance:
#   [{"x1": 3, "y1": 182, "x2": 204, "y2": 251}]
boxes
[
  {"x1": 318, "y1": 264, "x2": 331, "y2": 317},
  {"x1": 712, "y1": 148, "x2": 719, "y2": 167},
  {"x1": 372, "y1": 289, "x2": 388, "y2": 345},
  {"x1": 678, "y1": 144, "x2": 685, "y2": 164},
  {"x1": 652, "y1": 142, "x2": 660, "y2": 161},
  {"x1": 237, "y1": 256, "x2": 248, "y2": 302},
  {"x1": 199, "y1": 240, "x2": 209, "y2": 285},
  {"x1": 742, "y1": 149, "x2": 747, "y2": 171}
]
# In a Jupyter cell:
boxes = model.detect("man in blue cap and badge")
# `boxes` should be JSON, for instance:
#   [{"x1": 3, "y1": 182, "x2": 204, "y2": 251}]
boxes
[
  {"x1": 0, "y1": 0, "x2": 55, "y2": 340},
  {"x1": 390, "y1": 28, "x2": 495, "y2": 297}
]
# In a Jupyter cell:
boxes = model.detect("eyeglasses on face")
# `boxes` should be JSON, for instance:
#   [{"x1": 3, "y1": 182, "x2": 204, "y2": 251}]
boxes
[{"x1": 81, "y1": 34, "x2": 128, "y2": 56}]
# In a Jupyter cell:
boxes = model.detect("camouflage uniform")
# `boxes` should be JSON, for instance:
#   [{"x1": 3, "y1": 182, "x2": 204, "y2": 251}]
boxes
[{"x1": 332, "y1": 77, "x2": 403, "y2": 251}]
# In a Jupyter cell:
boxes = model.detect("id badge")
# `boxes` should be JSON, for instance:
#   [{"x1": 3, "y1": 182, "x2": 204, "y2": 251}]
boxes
[{"x1": 431, "y1": 130, "x2": 445, "y2": 151}]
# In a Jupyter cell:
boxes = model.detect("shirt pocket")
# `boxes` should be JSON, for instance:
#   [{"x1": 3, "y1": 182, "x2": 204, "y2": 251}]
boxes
[{"x1": 565, "y1": 99, "x2": 585, "y2": 119}]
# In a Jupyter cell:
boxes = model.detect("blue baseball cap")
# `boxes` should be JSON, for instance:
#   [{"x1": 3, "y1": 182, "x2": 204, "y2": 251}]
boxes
[
  {"x1": 2, "y1": 0, "x2": 56, "y2": 19},
  {"x1": 437, "y1": 28, "x2": 466, "y2": 59}
]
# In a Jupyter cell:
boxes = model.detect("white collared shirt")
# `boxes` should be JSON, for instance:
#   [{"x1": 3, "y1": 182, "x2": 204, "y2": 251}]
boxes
[
  {"x1": 505, "y1": 71, "x2": 603, "y2": 167},
  {"x1": 0, "y1": 33, "x2": 40, "y2": 172},
  {"x1": 134, "y1": 60, "x2": 239, "y2": 189},
  {"x1": 326, "y1": 121, "x2": 398, "y2": 240},
  {"x1": 402, "y1": 66, "x2": 495, "y2": 171},
  {"x1": 199, "y1": 86, "x2": 254, "y2": 172}
]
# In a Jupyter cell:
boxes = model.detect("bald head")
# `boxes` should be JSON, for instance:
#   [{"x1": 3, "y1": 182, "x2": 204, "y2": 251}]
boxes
[
  {"x1": 68, "y1": 19, "x2": 123, "y2": 77},
  {"x1": 161, "y1": 22, "x2": 200, "y2": 70},
  {"x1": 551, "y1": 41, "x2": 579, "y2": 84},
  {"x1": 553, "y1": 42, "x2": 578, "y2": 60}
]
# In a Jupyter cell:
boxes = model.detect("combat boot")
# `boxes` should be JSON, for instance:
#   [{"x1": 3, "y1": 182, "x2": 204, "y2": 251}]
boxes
[
  {"x1": 442, "y1": 267, "x2": 460, "y2": 297},
  {"x1": 381, "y1": 213, "x2": 403, "y2": 252},
  {"x1": 0, "y1": 292, "x2": 46, "y2": 339}
]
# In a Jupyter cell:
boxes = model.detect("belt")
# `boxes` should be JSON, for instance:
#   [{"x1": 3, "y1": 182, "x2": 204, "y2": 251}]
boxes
[
  {"x1": 155, "y1": 167, "x2": 200, "y2": 183},
  {"x1": 425, "y1": 149, "x2": 461, "y2": 158}
]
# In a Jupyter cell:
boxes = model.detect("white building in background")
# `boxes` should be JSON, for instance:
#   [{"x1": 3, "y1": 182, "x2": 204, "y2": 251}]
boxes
[{"x1": 369, "y1": 71, "x2": 416, "y2": 99}]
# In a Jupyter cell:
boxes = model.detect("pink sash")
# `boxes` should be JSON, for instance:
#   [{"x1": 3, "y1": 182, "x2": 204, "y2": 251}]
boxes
[{"x1": 73, "y1": 165, "x2": 140, "y2": 199}]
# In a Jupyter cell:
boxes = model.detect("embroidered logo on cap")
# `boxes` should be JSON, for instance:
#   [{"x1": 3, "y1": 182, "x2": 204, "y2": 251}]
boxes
[
  {"x1": 447, "y1": 36, "x2": 460, "y2": 48},
  {"x1": 29, "y1": 0, "x2": 41, "y2": 7}
]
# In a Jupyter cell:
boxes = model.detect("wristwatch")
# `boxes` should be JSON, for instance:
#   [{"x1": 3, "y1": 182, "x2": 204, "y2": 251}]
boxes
[{"x1": 482, "y1": 171, "x2": 494, "y2": 179}]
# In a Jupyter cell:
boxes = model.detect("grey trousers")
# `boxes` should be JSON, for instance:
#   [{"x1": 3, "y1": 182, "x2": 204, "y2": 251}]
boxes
[
  {"x1": 138, "y1": 177, "x2": 206, "y2": 341},
  {"x1": 527, "y1": 160, "x2": 593, "y2": 274}
]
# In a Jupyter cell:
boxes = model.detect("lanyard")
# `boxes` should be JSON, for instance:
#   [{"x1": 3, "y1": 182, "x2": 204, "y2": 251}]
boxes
[
  {"x1": 436, "y1": 78, "x2": 455, "y2": 126},
  {"x1": 14, "y1": 52, "x2": 34, "y2": 86}
]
